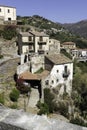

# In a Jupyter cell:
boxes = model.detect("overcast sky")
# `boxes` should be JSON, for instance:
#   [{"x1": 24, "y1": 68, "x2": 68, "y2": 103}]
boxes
[{"x1": 0, "y1": 0, "x2": 87, "y2": 23}]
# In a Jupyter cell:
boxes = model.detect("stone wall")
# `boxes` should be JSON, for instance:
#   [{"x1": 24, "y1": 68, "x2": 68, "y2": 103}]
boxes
[{"x1": 0, "y1": 106, "x2": 87, "y2": 130}]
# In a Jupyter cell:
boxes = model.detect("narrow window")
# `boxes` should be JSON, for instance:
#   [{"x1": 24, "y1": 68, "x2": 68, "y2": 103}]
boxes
[
  {"x1": 57, "y1": 70, "x2": 59, "y2": 73},
  {"x1": 64, "y1": 66, "x2": 67, "y2": 73},
  {"x1": 39, "y1": 36, "x2": 43, "y2": 41},
  {"x1": 45, "y1": 80, "x2": 49, "y2": 85},
  {"x1": 8, "y1": 9, "x2": 10, "y2": 13},
  {"x1": 29, "y1": 36, "x2": 32, "y2": 41},
  {"x1": 0, "y1": 8, "x2": 1, "y2": 12},
  {"x1": 52, "y1": 80, "x2": 54, "y2": 84}
]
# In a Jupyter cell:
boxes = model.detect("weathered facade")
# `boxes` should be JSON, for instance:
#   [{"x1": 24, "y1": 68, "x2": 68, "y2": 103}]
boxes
[
  {"x1": 0, "y1": 5, "x2": 16, "y2": 24},
  {"x1": 44, "y1": 54, "x2": 73, "y2": 96},
  {"x1": 18, "y1": 31, "x2": 49, "y2": 55}
]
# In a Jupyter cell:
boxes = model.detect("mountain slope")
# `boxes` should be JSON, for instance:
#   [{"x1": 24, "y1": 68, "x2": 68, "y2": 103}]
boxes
[{"x1": 63, "y1": 20, "x2": 87, "y2": 38}]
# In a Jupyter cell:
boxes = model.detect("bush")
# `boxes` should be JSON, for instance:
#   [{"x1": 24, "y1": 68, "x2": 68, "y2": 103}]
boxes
[
  {"x1": 2, "y1": 25, "x2": 17, "y2": 40},
  {"x1": 0, "y1": 55, "x2": 3, "y2": 59},
  {"x1": 9, "y1": 88, "x2": 20, "y2": 102},
  {"x1": 37, "y1": 101, "x2": 49, "y2": 115},
  {"x1": 44, "y1": 88, "x2": 55, "y2": 113},
  {"x1": 70, "y1": 117, "x2": 87, "y2": 127},
  {"x1": 10, "y1": 103, "x2": 18, "y2": 109},
  {"x1": 0, "y1": 92, "x2": 5, "y2": 104}
]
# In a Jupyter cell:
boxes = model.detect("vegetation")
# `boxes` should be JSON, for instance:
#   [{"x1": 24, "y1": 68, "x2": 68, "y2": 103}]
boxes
[
  {"x1": 61, "y1": 49, "x2": 72, "y2": 59},
  {"x1": 0, "y1": 25, "x2": 17, "y2": 40},
  {"x1": 34, "y1": 67, "x2": 44, "y2": 74},
  {"x1": 0, "y1": 92, "x2": 5, "y2": 104},
  {"x1": 9, "y1": 88, "x2": 20, "y2": 102},
  {"x1": 37, "y1": 101, "x2": 49, "y2": 115},
  {"x1": 0, "y1": 55, "x2": 3, "y2": 59},
  {"x1": 72, "y1": 60, "x2": 87, "y2": 125}
]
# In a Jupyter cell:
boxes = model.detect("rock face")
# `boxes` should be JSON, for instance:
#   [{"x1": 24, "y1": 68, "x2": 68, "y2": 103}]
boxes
[
  {"x1": 0, "y1": 58, "x2": 20, "y2": 84},
  {"x1": 0, "y1": 105, "x2": 87, "y2": 130}
]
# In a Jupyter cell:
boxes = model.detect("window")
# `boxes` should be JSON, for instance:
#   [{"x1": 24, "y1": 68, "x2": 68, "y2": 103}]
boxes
[
  {"x1": 8, "y1": 18, "x2": 11, "y2": 21},
  {"x1": 57, "y1": 70, "x2": 59, "y2": 73},
  {"x1": 39, "y1": 36, "x2": 43, "y2": 41},
  {"x1": 56, "y1": 79, "x2": 59, "y2": 82},
  {"x1": 51, "y1": 80, "x2": 54, "y2": 84},
  {"x1": 29, "y1": 36, "x2": 32, "y2": 41},
  {"x1": 39, "y1": 45, "x2": 42, "y2": 50},
  {"x1": 64, "y1": 65, "x2": 67, "y2": 73},
  {"x1": 0, "y1": 8, "x2": 1, "y2": 12},
  {"x1": 45, "y1": 80, "x2": 49, "y2": 85},
  {"x1": 8, "y1": 9, "x2": 10, "y2": 13}
]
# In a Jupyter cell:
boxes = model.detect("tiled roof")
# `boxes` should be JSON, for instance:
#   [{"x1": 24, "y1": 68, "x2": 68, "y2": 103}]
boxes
[
  {"x1": 29, "y1": 31, "x2": 49, "y2": 37},
  {"x1": 46, "y1": 53, "x2": 72, "y2": 64},
  {"x1": 19, "y1": 32, "x2": 33, "y2": 37},
  {"x1": 19, "y1": 70, "x2": 49, "y2": 80},
  {"x1": 62, "y1": 42, "x2": 76, "y2": 45},
  {"x1": 19, "y1": 71, "x2": 40, "y2": 80}
]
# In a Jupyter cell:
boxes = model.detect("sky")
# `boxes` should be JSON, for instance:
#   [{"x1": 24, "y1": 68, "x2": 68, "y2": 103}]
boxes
[{"x1": 0, "y1": 0, "x2": 87, "y2": 23}]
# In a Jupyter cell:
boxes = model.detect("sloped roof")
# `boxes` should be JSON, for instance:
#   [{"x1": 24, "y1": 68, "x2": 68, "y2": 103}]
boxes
[
  {"x1": 19, "y1": 71, "x2": 40, "y2": 80},
  {"x1": 46, "y1": 53, "x2": 72, "y2": 65},
  {"x1": 19, "y1": 32, "x2": 33, "y2": 37},
  {"x1": 19, "y1": 70, "x2": 49, "y2": 80},
  {"x1": 29, "y1": 31, "x2": 49, "y2": 37},
  {"x1": 62, "y1": 42, "x2": 76, "y2": 45}
]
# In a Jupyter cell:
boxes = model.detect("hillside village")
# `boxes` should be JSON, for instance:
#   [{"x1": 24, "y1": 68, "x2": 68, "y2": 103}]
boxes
[{"x1": 0, "y1": 5, "x2": 87, "y2": 129}]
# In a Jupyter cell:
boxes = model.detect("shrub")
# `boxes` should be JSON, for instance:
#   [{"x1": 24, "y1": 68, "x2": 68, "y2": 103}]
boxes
[
  {"x1": 2, "y1": 25, "x2": 17, "y2": 40},
  {"x1": 0, "y1": 92, "x2": 5, "y2": 104},
  {"x1": 9, "y1": 88, "x2": 20, "y2": 102},
  {"x1": 37, "y1": 101, "x2": 49, "y2": 115},
  {"x1": 70, "y1": 117, "x2": 87, "y2": 127},
  {"x1": 0, "y1": 55, "x2": 3, "y2": 59},
  {"x1": 10, "y1": 103, "x2": 18, "y2": 109},
  {"x1": 44, "y1": 88, "x2": 55, "y2": 113}
]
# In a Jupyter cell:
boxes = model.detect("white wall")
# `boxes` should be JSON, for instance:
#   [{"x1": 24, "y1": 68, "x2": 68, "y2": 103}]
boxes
[
  {"x1": 44, "y1": 63, "x2": 73, "y2": 95},
  {"x1": 0, "y1": 6, "x2": 16, "y2": 21}
]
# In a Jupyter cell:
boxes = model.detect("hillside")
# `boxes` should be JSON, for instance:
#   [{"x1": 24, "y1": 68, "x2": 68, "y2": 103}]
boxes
[{"x1": 63, "y1": 20, "x2": 87, "y2": 38}]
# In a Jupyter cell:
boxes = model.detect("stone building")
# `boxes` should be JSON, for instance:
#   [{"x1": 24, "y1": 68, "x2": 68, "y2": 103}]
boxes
[
  {"x1": 17, "y1": 31, "x2": 49, "y2": 55},
  {"x1": 0, "y1": 5, "x2": 16, "y2": 24},
  {"x1": 43, "y1": 53, "x2": 73, "y2": 96}
]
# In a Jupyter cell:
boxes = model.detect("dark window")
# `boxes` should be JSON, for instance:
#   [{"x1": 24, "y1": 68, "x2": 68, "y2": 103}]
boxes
[
  {"x1": 64, "y1": 66, "x2": 67, "y2": 73},
  {"x1": 0, "y1": 8, "x2": 1, "y2": 12},
  {"x1": 8, "y1": 9, "x2": 10, "y2": 13},
  {"x1": 52, "y1": 80, "x2": 54, "y2": 84},
  {"x1": 8, "y1": 18, "x2": 11, "y2": 21},
  {"x1": 57, "y1": 70, "x2": 59, "y2": 73},
  {"x1": 39, "y1": 36, "x2": 43, "y2": 41},
  {"x1": 45, "y1": 80, "x2": 49, "y2": 85},
  {"x1": 56, "y1": 79, "x2": 59, "y2": 82},
  {"x1": 29, "y1": 36, "x2": 32, "y2": 41}
]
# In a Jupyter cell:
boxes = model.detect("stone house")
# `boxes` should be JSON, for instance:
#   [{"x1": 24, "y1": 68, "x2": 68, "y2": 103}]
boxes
[
  {"x1": 18, "y1": 31, "x2": 49, "y2": 55},
  {"x1": 0, "y1": 5, "x2": 16, "y2": 24},
  {"x1": 61, "y1": 42, "x2": 76, "y2": 53},
  {"x1": 49, "y1": 39, "x2": 60, "y2": 54},
  {"x1": 43, "y1": 53, "x2": 73, "y2": 96}
]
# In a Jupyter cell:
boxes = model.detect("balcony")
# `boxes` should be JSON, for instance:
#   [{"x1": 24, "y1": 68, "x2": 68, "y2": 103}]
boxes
[
  {"x1": 38, "y1": 41, "x2": 46, "y2": 44},
  {"x1": 62, "y1": 70, "x2": 70, "y2": 78}
]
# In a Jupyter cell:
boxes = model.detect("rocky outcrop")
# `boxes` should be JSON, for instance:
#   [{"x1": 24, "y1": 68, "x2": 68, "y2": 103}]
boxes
[
  {"x1": 0, "y1": 105, "x2": 87, "y2": 130},
  {"x1": 0, "y1": 58, "x2": 20, "y2": 84}
]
